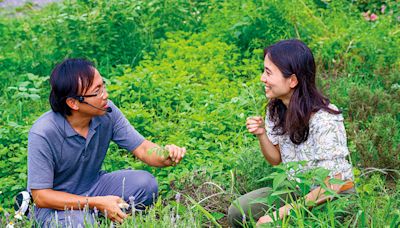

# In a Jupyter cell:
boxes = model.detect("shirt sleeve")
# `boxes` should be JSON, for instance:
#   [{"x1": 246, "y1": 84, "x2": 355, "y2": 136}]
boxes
[
  {"x1": 265, "y1": 111, "x2": 279, "y2": 145},
  {"x1": 27, "y1": 132, "x2": 55, "y2": 192},
  {"x1": 109, "y1": 101, "x2": 145, "y2": 152}
]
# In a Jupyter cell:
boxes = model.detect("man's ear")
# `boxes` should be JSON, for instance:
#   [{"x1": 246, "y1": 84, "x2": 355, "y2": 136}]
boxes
[
  {"x1": 66, "y1": 97, "x2": 79, "y2": 111},
  {"x1": 289, "y1": 74, "x2": 298, "y2": 88}
]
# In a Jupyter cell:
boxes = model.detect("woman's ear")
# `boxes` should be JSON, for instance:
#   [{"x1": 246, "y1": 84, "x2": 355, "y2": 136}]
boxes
[
  {"x1": 289, "y1": 74, "x2": 298, "y2": 88},
  {"x1": 66, "y1": 97, "x2": 79, "y2": 111}
]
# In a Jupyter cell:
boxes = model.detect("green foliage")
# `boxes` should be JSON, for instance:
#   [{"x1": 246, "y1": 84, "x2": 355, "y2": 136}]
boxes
[
  {"x1": 347, "y1": 173, "x2": 400, "y2": 227},
  {"x1": 321, "y1": 73, "x2": 400, "y2": 171},
  {"x1": 0, "y1": 0, "x2": 212, "y2": 77},
  {"x1": 105, "y1": 32, "x2": 261, "y2": 196},
  {"x1": 251, "y1": 161, "x2": 351, "y2": 227},
  {"x1": 354, "y1": 114, "x2": 400, "y2": 170},
  {"x1": 351, "y1": 0, "x2": 400, "y2": 16}
]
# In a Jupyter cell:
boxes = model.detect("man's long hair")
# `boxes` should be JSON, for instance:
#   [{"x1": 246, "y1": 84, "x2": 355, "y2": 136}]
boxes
[{"x1": 49, "y1": 58, "x2": 95, "y2": 116}]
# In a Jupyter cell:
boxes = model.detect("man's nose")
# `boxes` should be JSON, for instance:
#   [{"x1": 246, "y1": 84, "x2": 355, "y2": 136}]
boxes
[{"x1": 103, "y1": 90, "x2": 109, "y2": 100}]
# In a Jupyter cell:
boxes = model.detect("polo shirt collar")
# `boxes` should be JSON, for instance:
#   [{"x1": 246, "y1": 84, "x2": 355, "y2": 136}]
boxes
[
  {"x1": 89, "y1": 116, "x2": 101, "y2": 131},
  {"x1": 55, "y1": 112, "x2": 102, "y2": 138}
]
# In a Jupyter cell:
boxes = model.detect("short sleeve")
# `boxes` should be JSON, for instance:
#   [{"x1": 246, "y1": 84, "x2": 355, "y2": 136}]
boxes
[
  {"x1": 311, "y1": 113, "x2": 349, "y2": 161},
  {"x1": 109, "y1": 101, "x2": 145, "y2": 152},
  {"x1": 265, "y1": 111, "x2": 279, "y2": 145},
  {"x1": 27, "y1": 132, "x2": 55, "y2": 191}
]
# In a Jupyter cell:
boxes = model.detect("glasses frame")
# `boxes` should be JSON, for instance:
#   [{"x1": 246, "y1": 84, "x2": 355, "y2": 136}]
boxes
[{"x1": 79, "y1": 80, "x2": 106, "y2": 99}]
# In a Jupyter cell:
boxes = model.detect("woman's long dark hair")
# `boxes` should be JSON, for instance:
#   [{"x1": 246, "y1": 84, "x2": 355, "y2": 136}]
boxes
[{"x1": 265, "y1": 39, "x2": 340, "y2": 145}]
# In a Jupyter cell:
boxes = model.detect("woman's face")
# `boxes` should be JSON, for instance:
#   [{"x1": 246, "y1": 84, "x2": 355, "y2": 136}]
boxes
[{"x1": 260, "y1": 55, "x2": 295, "y2": 102}]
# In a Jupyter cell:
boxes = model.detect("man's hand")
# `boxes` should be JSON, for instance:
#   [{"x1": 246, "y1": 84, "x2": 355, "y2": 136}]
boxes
[
  {"x1": 133, "y1": 140, "x2": 187, "y2": 167},
  {"x1": 246, "y1": 116, "x2": 266, "y2": 136},
  {"x1": 93, "y1": 196, "x2": 127, "y2": 224},
  {"x1": 164, "y1": 144, "x2": 186, "y2": 165}
]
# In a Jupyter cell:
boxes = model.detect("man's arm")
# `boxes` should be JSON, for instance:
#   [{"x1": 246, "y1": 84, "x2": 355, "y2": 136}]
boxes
[
  {"x1": 132, "y1": 140, "x2": 186, "y2": 167},
  {"x1": 31, "y1": 189, "x2": 127, "y2": 223}
]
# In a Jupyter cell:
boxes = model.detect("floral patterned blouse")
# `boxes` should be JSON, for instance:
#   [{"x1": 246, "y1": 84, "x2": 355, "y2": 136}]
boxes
[{"x1": 265, "y1": 104, "x2": 354, "y2": 181}]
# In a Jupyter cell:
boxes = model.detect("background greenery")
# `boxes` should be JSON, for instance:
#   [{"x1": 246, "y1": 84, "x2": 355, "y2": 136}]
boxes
[{"x1": 0, "y1": 0, "x2": 399, "y2": 227}]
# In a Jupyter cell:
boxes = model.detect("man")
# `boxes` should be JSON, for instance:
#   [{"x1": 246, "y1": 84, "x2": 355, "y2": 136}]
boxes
[{"x1": 27, "y1": 59, "x2": 186, "y2": 227}]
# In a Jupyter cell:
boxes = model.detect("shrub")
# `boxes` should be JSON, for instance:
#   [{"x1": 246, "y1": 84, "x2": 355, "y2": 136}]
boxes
[{"x1": 353, "y1": 114, "x2": 400, "y2": 170}]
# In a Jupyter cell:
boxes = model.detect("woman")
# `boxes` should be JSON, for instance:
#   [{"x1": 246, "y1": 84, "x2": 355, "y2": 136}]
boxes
[{"x1": 228, "y1": 39, "x2": 354, "y2": 226}]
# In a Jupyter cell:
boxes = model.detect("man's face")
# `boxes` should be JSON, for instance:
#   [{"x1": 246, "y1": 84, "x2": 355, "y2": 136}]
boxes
[{"x1": 77, "y1": 68, "x2": 109, "y2": 116}]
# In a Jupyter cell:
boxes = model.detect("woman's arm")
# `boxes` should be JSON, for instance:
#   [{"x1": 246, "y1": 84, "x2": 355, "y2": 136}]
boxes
[
  {"x1": 247, "y1": 116, "x2": 282, "y2": 165},
  {"x1": 257, "y1": 133, "x2": 282, "y2": 165}
]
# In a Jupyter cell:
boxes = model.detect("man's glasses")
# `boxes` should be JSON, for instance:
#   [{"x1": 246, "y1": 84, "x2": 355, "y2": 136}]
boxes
[{"x1": 80, "y1": 80, "x2": 107, "y2": 99}]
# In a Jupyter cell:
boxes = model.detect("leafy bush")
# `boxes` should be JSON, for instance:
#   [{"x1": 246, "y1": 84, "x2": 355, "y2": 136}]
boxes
[
  {"x1": 105, "y1": 32, "x2": 262, "y2": 195},
  {"x1": 354, "y1": 114, "x2": 400, "y2": 170},
  {"x1": 322, "y1": 74, "x2": 399, "y2": 171},
  {"x1": 0, "y1": 0, "x2": 212, "y2": 77}
]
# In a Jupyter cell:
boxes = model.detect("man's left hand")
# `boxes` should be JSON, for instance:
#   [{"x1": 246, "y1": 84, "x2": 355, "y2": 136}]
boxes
[{"x1": 164, "y1": 144, "x2": 186, "y2": 165}]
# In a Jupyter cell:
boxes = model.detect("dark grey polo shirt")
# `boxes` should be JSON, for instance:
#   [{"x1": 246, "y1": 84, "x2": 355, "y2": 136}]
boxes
[{"x1": 27, "y1": 100, "x2": 145, "y2": 195}]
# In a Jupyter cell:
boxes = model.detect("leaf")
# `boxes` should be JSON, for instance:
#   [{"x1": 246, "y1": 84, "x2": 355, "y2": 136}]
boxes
[
  {"x1": 389, "y1": 214, "x2": 399, "y2": 228},
  {"x1": 328, "y1": 178, "x2": 345, "y2": 185},
  {"x1": 257, "y1": 172, "x2": 278, "y2": 183},
  {"x1": 270, "y1": 189, "x2": 294, "y2": 196},
  {"x1": 362, "y1": 183, "x2": 374, "y2": 195},
  {"x1": 273, "y1": 173, "x2": 287, "y2": 190},
  {"x1": 211, "y1": 212, "x2": 224, "y2": 220},
  {"x1": 28, "y1": 94, "x2": 41, "y2": 100}
]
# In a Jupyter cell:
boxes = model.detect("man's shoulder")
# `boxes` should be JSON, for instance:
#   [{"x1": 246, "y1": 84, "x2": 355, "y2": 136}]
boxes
[{"x1": 30, "y1": 111, "x2": 62, "y2": 137}]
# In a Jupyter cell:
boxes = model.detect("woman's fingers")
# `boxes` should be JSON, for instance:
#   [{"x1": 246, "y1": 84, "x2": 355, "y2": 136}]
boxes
[
  {"x1": 246, "y1": 116, "x2": 266, "y2": 135},
  {"x1": 246, "y1": 121, "x2": 264, "y2": 129}
]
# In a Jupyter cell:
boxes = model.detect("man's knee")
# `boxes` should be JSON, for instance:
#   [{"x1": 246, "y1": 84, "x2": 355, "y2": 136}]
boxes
[
  {"x1": 133, "y1": 170, "x2": 158, "y2": 194},
  {"x1": 125, "y1": 170, "x2": 158, "y2": 206}
]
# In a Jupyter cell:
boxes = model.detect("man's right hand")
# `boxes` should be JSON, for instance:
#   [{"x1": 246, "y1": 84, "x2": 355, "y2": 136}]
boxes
[
  {"x1": 246, "y1": 116, "x2": 266, "y2": 136},
  {"x1": 93, "y1": 195, "x2": 127, "y2": 223},
  {"x1": 32, "y1": 189, "x2": 128, "y2": 224}
]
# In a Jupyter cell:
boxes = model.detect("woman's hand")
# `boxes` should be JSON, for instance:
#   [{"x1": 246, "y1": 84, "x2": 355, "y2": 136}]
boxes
[
  {"x1": 256, "y1": 215, "x2": 274, "y2": 226},
  {"x1": 246, "y1": 116, "x2": 266, "y2": 136}
]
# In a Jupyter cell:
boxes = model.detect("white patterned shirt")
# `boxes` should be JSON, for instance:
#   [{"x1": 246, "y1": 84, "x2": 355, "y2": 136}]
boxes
[{"x1": 266, "y1": 104, "x2": 354, "y2": 181}]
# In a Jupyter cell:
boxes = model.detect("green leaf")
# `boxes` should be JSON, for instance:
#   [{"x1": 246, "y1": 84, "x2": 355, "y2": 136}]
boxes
[
  {"x1": 273, "y1": 173, "x2": 287, "y2": 190},
  {"x1": 211, "y1": 212, "x2": 225, "y2": 220},
  {"x1": 328, "y1": 178, "x2": 345, "y2": 185},
  {"x1": 28, "y1": 94, "x2": 41, "y2": 100},
  {"x1": 362, "y1": 184, "x2": 374, "y2": 195},
  {"x1": 270, "y1": 189, "x2": 294, "y2": 196}
]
